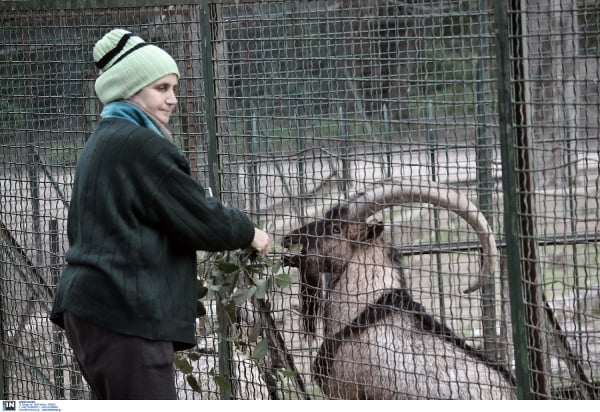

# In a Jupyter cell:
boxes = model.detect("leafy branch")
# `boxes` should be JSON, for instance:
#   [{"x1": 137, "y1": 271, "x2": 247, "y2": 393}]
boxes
[{"x1": 175, "y1": 248, "x2": 306, "y2": 399}]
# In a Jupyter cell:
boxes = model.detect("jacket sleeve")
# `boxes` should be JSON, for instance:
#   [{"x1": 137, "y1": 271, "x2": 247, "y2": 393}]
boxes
[{"x1": 130, "y1": 130, "x2": 256, "y2": 252}]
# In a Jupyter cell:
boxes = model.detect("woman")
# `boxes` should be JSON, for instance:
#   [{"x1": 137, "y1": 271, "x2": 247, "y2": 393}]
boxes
[{"x1": 50, "y1": 29, "x2": 271, "y2": 400}]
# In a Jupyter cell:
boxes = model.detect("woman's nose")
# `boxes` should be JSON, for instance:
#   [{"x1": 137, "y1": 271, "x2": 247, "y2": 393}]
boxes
[{"x1": 166, "y1": 93, "x2": 177, "y2": 105}]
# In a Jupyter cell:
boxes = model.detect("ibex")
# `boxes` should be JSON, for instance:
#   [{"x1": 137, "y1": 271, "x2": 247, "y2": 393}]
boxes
[{"x1": 282, "y1": 179, "x2": 517, "y2": 399}]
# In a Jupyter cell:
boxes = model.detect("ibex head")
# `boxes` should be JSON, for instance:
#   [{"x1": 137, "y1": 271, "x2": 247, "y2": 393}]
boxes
[
  {"x1": 283, "y1": 179, "x2": 497, "y2": 294},
  {"x1": 282, "y1": 205, "x2": 385, "y2": 273}
]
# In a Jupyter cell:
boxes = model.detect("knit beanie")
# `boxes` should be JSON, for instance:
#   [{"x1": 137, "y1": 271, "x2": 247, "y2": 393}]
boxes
[{"x1": 93, "y1": 29, "x2": 180, "y2": 104}]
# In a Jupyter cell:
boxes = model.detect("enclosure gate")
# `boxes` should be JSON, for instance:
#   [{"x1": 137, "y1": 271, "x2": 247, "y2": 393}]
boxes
[{"x1": 0, "y1": 0, "x2": 599, "y2": 400}]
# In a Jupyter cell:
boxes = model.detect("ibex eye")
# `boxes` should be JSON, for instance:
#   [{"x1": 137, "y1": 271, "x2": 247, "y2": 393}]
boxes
[{"x1": 329, "y1": 222, "x2": 342, "y2": 234}]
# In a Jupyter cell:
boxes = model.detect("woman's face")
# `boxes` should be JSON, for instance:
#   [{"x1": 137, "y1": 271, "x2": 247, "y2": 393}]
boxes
[{"x1": 130, "y1": 74, "x2": 178, "y2": 125}]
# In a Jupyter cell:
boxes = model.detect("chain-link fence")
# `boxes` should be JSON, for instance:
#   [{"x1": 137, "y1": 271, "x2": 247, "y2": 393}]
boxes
[{"x1": 0, "y1": 0, "x2": 598, "y2": 400}]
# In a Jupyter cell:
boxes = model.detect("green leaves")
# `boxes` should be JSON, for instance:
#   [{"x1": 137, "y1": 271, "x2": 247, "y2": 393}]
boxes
[
  {"x1": 176, "y1": 248, "x2": 292, "y2": 396},
  {"x1": 275, "y1": 272, "x2": 292, "y2": 288},
  {"x1": 175, "y1": 355, "x2": 194, "y2": 374},
  {"x1": 231, "y1": 285, "x2": 257, "y2": 305},
  {"x1": 214, "y1": 260, "x2": 239, "y2": 274},
  {"x1": 253, "y1": 278, "x2": 269, "y2": 299},
  {"x1": 199, "y1": 249, "x2": 292, "y2": 306},
  {"x1": 186, "y1": 375, "x2": 201, "y2": 393},
  {"x1": 251, "y1": 339, "x2": 269, "y2": 361}
]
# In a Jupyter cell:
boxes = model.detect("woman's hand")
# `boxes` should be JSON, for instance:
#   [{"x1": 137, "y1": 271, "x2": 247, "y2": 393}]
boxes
[{"x1": 250, "y1": 227, "x2": 271, "y2": 256}]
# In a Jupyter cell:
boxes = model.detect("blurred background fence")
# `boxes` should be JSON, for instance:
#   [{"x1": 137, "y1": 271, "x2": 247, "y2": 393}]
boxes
[{"x1": 0, "y1": 0, "x2": 599, "y2": 400}]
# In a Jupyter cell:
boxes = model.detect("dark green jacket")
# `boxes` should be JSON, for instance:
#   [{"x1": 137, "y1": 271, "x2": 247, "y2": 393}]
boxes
[{"x1": 50, "y1": 118, "x2": 255, "y2": 350}]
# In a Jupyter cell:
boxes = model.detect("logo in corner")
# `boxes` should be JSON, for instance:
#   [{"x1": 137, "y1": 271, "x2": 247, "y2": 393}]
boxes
[{"x1": 2, "y1": 401, "x2": 16, "y2": 411}]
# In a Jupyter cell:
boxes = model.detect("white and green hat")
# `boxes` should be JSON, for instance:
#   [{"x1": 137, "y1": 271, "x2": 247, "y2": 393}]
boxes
[{"x1": 93, "y1": 29, "x2": 180, "y2": 104}]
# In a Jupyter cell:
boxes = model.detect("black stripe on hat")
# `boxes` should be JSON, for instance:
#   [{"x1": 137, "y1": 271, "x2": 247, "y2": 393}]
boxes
[
  {"x1": 110, "y1": 42, "x2": 149, "y2": 67},
  {"x1": 95, "y1": 32, "x2": 132, "y2": 70}
]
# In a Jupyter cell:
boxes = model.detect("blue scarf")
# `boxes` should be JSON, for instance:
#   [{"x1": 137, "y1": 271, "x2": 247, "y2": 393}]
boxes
[{"x1": 100, "y1": 101, "x2": 163, "y2": 137}]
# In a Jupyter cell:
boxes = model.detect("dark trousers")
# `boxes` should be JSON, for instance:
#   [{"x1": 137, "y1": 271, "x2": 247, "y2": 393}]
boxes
[{"x1": 63, "y1": 312, "x2": 177, "y2": 400}]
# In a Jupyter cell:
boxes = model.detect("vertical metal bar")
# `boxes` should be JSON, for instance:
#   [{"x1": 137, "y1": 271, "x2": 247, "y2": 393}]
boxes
[
  {"x1": 475, "y1": 0, "x2": 500, "y2": 361},
  {"x1": 24, "y1": 25, "x2": 42, "y2": 271},
  {"x1": 50, "y1": 219, "x2": 64, "y2": 399},
  {"x1": 509, "y1": 0, "x2": 547, "y2": 398},
  {"x1": 250, "y1": 113, "x2": 260, "y2": 214},
  {"x1": 0, "y1": 241, "x2": 5, "y2": 399},
  {"x1": 338, "y1": 106, "x2": 349, "y2": 199},
  {"x1": 27, "y1": 145, "x2": 42, "y2": 266},
  {"x1": 558, "y1": 67, "x2": 589, "y2": 387},
  {"x1": 495, "y1": 0, "x2": 547, "y2": 399},
  {"x1": 382, "y1": 104, "x2": 392, "y2": 179},
  {"x1": 83, "y1": 69, "x2": 99, "y2": 134},
  {"x1": 494, "y1": 0, "x2": 530, "y2": 399},
  {"x1": 295, "y1": 112, "x2": 306, "y2": 225},
  {"x1": 381, "y1": 104, "x2": 395, "y2": 236},
  {"x1": 182, "y1": 6, "x2": 200, "y2": 177},
  {"x1": 426, "y1": 102, "x2": 445, "y2": 322},
  {"x1": 199, "y1": 2, "x2": 232, "y2": 400},
  {"x1": 199, "y1": 2, "x2": 220, "y2": 198}
]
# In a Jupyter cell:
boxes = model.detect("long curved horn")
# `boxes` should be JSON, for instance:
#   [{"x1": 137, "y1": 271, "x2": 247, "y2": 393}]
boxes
[{"x1": 342, "y1": 179, "x2": 497, "y2": 294}]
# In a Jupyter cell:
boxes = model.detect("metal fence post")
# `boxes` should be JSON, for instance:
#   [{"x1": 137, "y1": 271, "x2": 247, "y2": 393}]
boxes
[
  {"x1": 338, "y1": 105, "x2": 350, "y2": 199},
  {"x1": 494, "y1": 0, "x2": 548, "y2": 399},
  {"x1": 199, "y1": 2, "x2": 234, "y2": 400},
  {"x1": 199, "y1": 1, "x2": 221, "y2": 199},
  {"x1": 426, "y1": 102, "x2": 446, "y2": 323},
  {"x1": 475, "y1": 0, "x2": 502, "y2": 363},
  {"x1": 50, "y1": 219, "x2": 64, "y2": 399},
  {"x1": 0, "y1": 245, "x2": 5, "y2": 399}
]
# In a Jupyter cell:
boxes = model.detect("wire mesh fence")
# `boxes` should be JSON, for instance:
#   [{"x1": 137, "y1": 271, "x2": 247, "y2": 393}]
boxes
[{"x1": 0, "y1": 0, "x2": 598, "y2": 400}]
